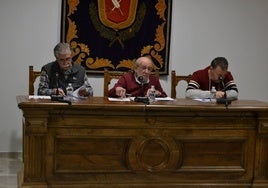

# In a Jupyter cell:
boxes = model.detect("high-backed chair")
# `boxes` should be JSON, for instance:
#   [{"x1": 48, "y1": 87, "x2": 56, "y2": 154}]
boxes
[
  {"x1": 103, "y1": 68, "x2": 160, "y2": 97},
  {"x1": 29, "y1": 65, "x2": 41, "y2": 95},
  {"x1": 171, "y1": 70, "x2": 191, "y2": 99},
  {"x1": 103, "y1": 69, "x2": 127, "y2": 97}
]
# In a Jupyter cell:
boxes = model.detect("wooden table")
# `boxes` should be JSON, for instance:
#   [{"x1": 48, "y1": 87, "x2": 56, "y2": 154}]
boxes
[{"x1": 16, "y1": 96, "x2": 268, "y2": 187}]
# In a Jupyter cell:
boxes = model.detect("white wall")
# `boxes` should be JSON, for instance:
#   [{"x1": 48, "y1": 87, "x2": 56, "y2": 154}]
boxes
[{"x1": 0, "y1": 0, "x2": 267, "y2": 152}]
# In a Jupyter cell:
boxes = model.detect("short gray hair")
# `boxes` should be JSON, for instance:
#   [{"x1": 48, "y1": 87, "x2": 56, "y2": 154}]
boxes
[
  {"x1": 134, "y1": 56, "x2": 152, "y2": 68},
  {"x1": 53, "y1": 42, "x2": 72, "y2": 58}
]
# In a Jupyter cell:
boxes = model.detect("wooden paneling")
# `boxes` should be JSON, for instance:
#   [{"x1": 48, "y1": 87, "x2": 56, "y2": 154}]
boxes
[{"x1": 17, "y1": 96, "x2": 268, "y2": 187}]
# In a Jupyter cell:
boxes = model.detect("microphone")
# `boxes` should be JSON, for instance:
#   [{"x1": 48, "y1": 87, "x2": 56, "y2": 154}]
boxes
[
  {"x1": 219, "y1": 75, "x2": 223, "y2": 82},
  {"x1": 219, "y1": 75, "x2": 225, "y2": 92},
  {"x1": 219, "y1": 74, "x2": 226, "y2": 96},
  {"x1": 51, "y1": 72, "x2": 64, "y2": 101},
  {"x1": 138, "y1": 76, "x2": 144, "y2": 85},
  {"x1": 55, "y1": 72, "x2": 59, "y2": 95}
]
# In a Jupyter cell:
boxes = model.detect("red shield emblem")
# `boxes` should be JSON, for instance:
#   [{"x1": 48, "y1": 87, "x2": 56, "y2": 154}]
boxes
[{"x1": 98, "y1": 0, "x2": 138, "y2": 31}]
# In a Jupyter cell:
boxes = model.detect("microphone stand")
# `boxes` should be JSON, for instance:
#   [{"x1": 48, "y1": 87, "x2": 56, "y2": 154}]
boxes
[
  {"x1": 134, "y1": 76, "x2": 149, "y2": 104},
  {"x1": 223, "y1": 90, "x2": 229, "y2": 108},
  {"x1": 138, "y1": 76, "x2": 145, "y2": 97},
  {"x1": 51, "y1": 72, "x2": 66, "y2": 102},
  {"x1": 57, "y1": 98, "x2": 72, "y2": 105},
  {"x1": 218, "y1": 75, "x2": 231, "y2": 109},
  {"x1": 141, "y1": 82, "x2": 144, "y2": 97}
]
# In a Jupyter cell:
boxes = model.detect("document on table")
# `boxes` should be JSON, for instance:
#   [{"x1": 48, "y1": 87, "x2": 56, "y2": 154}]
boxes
[
  {"x1": 193, "y1": 98, "x2": 211, "y2": 103},
  {"x1": 29, "y1": 95, "x2": 51, "y2": 99},
  {"x1": 108, "y1": 97, "x2": 174, "y2": 102},
  {"x1": 108, "y1": 97, "x2": 132, "y2": 101},
  {"x1": 71, "y1": 86, "x2": 88, "y2": 100},
  {"x1": 155, "y1": 97, "x2": 174, "y2": 101}
]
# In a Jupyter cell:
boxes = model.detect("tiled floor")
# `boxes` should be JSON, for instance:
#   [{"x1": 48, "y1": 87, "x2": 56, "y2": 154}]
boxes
[{"x1": 0, "y1": 153, "x2": 22, "y2": 188}]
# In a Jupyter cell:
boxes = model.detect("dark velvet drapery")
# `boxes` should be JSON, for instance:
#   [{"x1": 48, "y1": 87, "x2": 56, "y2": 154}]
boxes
[{"x1": 61, "y1": 0, "x2": 172, "y2": 74}]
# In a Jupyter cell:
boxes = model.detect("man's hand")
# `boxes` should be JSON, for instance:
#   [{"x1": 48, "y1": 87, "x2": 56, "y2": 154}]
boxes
[
  {"x1": 145, "y1": 89, "x2": 161, "y2": 97},
  {"x1": 216, "y1": 91, "x2": 225, "y2": 99},
  {"x1": 115, "y1": 87, "x2": 126, "y2": 97},
  {"x1": 53, "y1": 88, "x2": 65, "y2": 96},
  {"x1": 78, "y1": 87, "x2": 87, "y2": 97}
]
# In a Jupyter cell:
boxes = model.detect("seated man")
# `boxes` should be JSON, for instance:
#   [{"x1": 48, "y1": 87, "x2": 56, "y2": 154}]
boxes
[
  {"x1": 186, "y1": 57, "x2": 238, "y2": 100},
  {"x1": 108, "y1": 56, "x2": 167, "y2": 98},
  {"x1": 38, "y1": 42, "x2": 93, "y2": 97}
]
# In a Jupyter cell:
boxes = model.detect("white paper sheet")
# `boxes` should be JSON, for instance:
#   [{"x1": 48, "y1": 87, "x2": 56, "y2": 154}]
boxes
[
  {"x1": 29, "y1": 95, "x2": 51, "y2": 99},
  {"x1": 155, "y1": 97, "x2": 174, "y2": 101},
  {"x1": 193, "y1": 98, "x2": 211, "y2": 103},
  {"x1": 108, "y1": 97, "x2": 174, "y2": 102},
  {"x1": 108, "y1": 97, "x2": 132, "y2": 101}
]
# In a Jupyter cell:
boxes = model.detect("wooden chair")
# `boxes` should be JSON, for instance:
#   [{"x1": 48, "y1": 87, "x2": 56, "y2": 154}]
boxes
[
  {"x1": 103, "y1": 69, "x2": 160, "y2": 97},
  {"x1": 103, "y1": 69, "x2": 126, "y2": 97},
  {"x1": 171, "y1": 70, "x2": 192, "y2": 99},
  {"x1": 29, "y1": 65, "x2": 41, "y2": 95}
]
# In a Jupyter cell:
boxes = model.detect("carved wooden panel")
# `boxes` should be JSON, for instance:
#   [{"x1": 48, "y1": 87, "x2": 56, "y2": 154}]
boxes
[{"x1": 16, "y1": 96, "x2": 268, "y2": 187}]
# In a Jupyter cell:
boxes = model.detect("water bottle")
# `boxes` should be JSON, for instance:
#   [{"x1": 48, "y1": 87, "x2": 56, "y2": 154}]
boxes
[
  {"x1": 210, "y1": 86, "x2": 217, "y2": 103},
  {"x1": 149, "y1": 85, "x2": 156, "y2": 103},
  {"x1": 66, "y1": 83, "x2": 73, "y2": 98}
]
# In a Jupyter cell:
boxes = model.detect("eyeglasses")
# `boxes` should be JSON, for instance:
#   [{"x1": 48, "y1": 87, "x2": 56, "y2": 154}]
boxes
[
  {"x1": 139, "y1": 66, "x2": 152, "y2": 71},
  {"x1": 57, "y1": 57, "x2": 72, "y2": 63}
]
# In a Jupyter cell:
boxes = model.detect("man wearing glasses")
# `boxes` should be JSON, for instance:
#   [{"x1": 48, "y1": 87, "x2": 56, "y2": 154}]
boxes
[
  {"x1": 38, "y1": 42, "x2": 93, "y2": 97},
  {"x1": 108, "y1": 56, "x2": 167, "y2": 98}
]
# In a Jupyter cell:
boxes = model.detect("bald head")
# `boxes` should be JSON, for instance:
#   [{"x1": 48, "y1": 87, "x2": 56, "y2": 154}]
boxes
[{"x1": 135, "y1": 56, "x2": 153, "y2": 68}]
